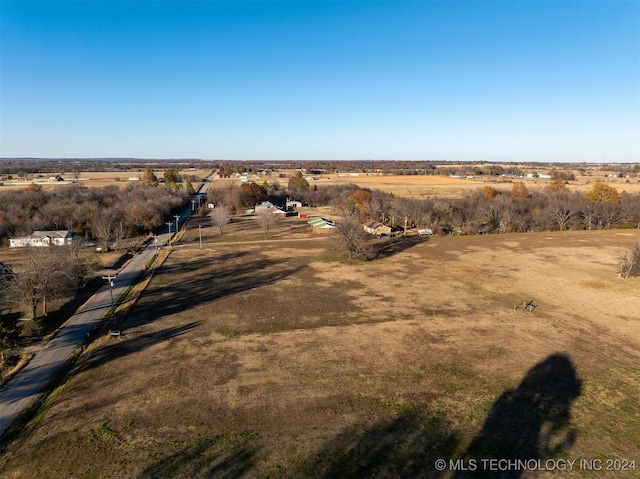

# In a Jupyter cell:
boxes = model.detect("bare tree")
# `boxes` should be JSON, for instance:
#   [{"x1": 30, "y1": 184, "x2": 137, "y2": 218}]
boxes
[
  {"x1": 112, "y1": 219, "x2": 128, "y2": 251},
  {"x1": 618, "y1": 243, "x2": 640, "y2": 279},
  {"x1": 548, "y1": 199, "x2": 574, "y2": 231},
  {"x1": 331, "y1": 215, "x2": 372, "y2": 260},
  {"x1": 211, "y1": 205, "x2": 231, "y2": 234},
  {"x1": 92, "y1": 208, "x2": 114, "y2": 251},
  {"x1": 7, "y1": 246, "x2": 73, "y2": 320},
  {"x1": 258, "y1": 211, "x2": 280, "y2": 239}
]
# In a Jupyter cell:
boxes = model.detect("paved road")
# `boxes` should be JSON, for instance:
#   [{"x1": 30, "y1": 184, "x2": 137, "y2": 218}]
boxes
[
  {"x1": 0, "y1": 239, "x2": 162, "y2": 437},
  {"x1": 0, "y1": 176, "x2": 214, "y2": 438}
]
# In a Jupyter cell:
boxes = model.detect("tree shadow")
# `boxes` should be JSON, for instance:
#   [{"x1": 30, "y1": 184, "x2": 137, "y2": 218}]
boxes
[
  {"x1": 454, "y1": 353, "x2": 582, "y2": 478},
  {"x1": 76, "y1": 252, "x2": 303, "y2": 373},
  {"x1": 371, "y1": 234, "x2": 430, "y2": 260},
  {"x1": 137, "y1": 254, "x2": 304, "y2": 321},
  {"x1": 296, "y1": 411, "x2": 459, "y2": 479},
  {"x1": 140, "y1": 434, "x2": 259, "y2": 479},
  {"x1": 76, "y1": 321, "x2": 202, "y2": 374}
]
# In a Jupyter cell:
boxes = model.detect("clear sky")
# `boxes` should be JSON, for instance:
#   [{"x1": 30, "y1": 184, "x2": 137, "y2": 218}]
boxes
[{"x1": 1, "y1": 1, "x2": 638, "y2": 163}]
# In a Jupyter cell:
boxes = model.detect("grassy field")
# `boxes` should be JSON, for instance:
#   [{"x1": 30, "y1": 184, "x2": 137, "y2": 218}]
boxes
[
  {"x1": 211, "y1": 170, "x2": 640, "y2": 200},
  {"x1": 0, "y1": 214, "x2": 638, "y2": 478},
  {"x1": 2, "y1": 165, "x2": 639, "y2": 200},
  {"x1": 0, "y1": 168, "x2": 212, "y2": 190}
]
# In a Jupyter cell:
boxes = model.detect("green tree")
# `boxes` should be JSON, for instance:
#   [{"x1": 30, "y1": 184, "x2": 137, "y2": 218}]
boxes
[
  {"x1": 164, "y1": 169, "x2": 181, "y2": 185},
  {"x1": 288, "y1": 171, "x2": 309, "y2": 190}
]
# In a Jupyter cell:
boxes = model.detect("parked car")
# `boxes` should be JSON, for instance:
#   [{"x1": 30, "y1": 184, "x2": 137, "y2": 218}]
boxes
[{"x1": 418, "y1": 228, "x2": 434, "y2": 236}]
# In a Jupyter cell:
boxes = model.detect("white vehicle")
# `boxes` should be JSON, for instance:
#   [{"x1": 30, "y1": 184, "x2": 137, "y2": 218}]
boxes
[{"x1": 418, "y1": 228, "x2": 433, "y2": 236}]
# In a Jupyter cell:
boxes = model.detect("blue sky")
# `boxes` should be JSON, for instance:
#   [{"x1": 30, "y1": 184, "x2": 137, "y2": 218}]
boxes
[{"x1": 1, "y1": 1, "x2": 638, "y2": 162}]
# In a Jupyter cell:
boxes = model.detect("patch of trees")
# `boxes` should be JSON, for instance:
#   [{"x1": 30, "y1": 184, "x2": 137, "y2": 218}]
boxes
[
  {"x1": 5, "y1": 245, "x2": 89, "y2": 320},
  {"x1": 288, "y1": 182, "x2": 640, "y2": 236},
  {"x1": 0, "y1": 183, "x2": 190, "y2": 246},
  {"x1": 206, "y1": 182, "x2": 270, "y2": 214}
]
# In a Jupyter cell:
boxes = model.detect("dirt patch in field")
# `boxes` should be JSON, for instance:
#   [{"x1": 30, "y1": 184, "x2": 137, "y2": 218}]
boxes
[{"x1": 1, "y1": 226, "x2": 638, "y2": 478}]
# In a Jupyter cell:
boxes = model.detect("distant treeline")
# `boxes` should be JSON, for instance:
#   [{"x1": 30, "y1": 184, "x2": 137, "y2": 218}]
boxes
[{"x1": 1, "y1": 158, "x2": 638, "y2": 179}]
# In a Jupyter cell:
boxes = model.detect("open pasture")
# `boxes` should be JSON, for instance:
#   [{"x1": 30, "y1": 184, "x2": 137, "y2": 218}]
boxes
[
  {"x1": 0, "y1": 168, "x2": 212, "y2": 190},
  {"x1": 208, "y1": 169, "x2": 640, "y2": 200},
  {"x1": 1, "y1": 215, "x2": 638, "y2": 478},
  {"x1": 315, "y1": 173, "x2": 640, "y2": 199}
]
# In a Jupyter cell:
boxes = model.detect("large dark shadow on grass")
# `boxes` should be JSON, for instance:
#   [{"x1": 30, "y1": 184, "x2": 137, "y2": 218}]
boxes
[
  {"x1": 371, "y1": 234, "x2": 430, "y2": 260},
  {"x1": 454, "y1": 353, "x2": 582, "y2": 478},
  {"x1": 297, "y1": 411, "x2": 459, "y2": 479}
]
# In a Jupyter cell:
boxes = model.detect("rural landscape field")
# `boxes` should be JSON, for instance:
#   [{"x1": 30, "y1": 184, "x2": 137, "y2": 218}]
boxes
[
  {"x1": 3, "y1": 1, "x2": 639, "y2": 477},
  {"x1": 1, "y1": 165, "x2": 638, "y2": 478}
]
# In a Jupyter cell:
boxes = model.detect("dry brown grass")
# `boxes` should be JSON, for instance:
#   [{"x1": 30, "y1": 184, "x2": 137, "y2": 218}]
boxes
[
  {"x1": 319, "y1": 173, "x2": 640, "y2": 199},
  {"x1": 0, "y1": 169, "x2": 212, "y2": 190},
  {"x1": 0, "y1": 217, "x2": 638, "y2": 478},
  {"x1": 208, "y1": 170, "x2": 640, "y2": 200}
]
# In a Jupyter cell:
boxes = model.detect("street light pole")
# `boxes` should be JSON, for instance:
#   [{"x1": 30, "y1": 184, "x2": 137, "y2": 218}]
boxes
[
  {"x1": 166, "y1": 222, "x2": 173, "y2": 249},
  {"x1": 102, "y1": 274, "x2": 117, "y2": 306}
]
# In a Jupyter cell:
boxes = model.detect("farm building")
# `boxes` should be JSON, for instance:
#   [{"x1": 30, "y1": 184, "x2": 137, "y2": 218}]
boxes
[
  {"x1": 255, "y1": 201, "x2": 286, "y2": 216},
  {"x1": 9, "y1": 230, "x2": 73, "y2": 248},
  {"x1": 286, "y1": 199, "x2": 303, "y2": 211},
  {"x1": 362, "y1": 220, "x2": 393, "y2": 237},
  {"x1": 307, "y1": 217, "x2": 336, "y2": 232}
]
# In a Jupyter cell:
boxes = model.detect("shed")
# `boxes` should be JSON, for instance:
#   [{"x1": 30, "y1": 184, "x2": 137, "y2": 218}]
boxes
[{"x1": 307, "y1": 217, "x2": 336, "y2": 232}]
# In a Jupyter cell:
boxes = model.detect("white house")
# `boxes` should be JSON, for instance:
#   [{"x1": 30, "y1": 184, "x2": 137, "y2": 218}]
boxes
[
  {"x1": 9, "y1": 230, "x2": 73, "y2": 248},
  {"x1": 286, "y1": 199, "x2": 303, "y2": 211}
]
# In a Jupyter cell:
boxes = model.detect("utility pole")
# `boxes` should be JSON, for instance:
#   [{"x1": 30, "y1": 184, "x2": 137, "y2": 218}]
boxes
[
  {"x1": 404, "y1": 217, "x2": 408, "y2": 236},
  {"x1": 166, "y1": 222, "x2": 173, "y2": 249},
  {"x1": 174, "y1": 215, "x2": 180, "y2": 234},
  {"x1": 191, "y1": 199, "x2": 197, "y2": 212},
  {"x1": 102, "y1": 274, "x2": 117, "y2": 306}
]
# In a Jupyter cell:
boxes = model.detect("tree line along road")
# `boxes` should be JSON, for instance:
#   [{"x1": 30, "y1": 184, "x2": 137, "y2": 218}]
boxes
[{"x1": 0, "y1": 177, "x2": 215, "y2": 438}]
